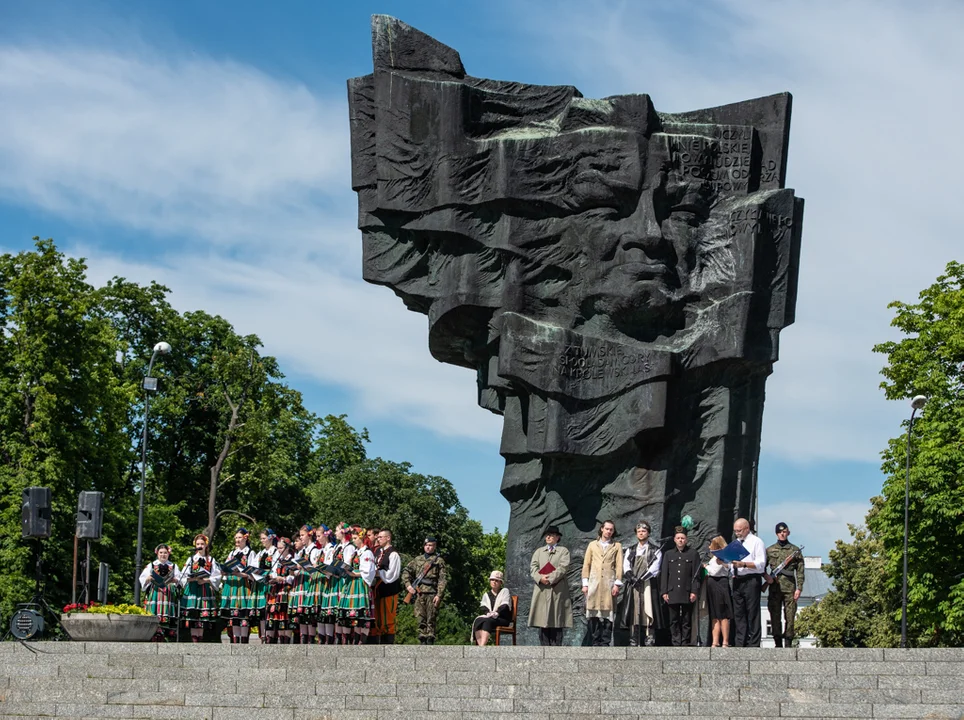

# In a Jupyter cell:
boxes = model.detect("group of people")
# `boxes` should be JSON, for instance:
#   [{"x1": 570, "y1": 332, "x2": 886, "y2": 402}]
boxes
[
  {"x1": 140, "y1": 517, "x2": 804, "y2": 649},
  {"x1": 513, "y1": 518, "x2": 805, "y2": 648},
  {"x1": 139, "y1": 525, "x2": 449, "y2": 645}
]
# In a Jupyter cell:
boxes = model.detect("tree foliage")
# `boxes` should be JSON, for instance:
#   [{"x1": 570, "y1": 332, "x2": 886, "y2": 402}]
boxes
[
  {"x1": 869, "y1": 261, "x2": 964, "y2": 646},
  {"x1": 796, "y1": 499, "x2": 899, "y2": 647}
]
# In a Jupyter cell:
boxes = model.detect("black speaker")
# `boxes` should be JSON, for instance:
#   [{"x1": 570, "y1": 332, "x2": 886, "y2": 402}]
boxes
[
  {"x1": 76, "y1": 491, "x2": 104, "y2": 540},
  {"x1": 21, "y1": 487, "x2": 51, "y2": 538}
]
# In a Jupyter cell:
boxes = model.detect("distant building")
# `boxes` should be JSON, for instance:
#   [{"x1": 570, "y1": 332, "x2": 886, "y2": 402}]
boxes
[{"x1": 760, "y1": 556, "x2": 833, "y2": 647}]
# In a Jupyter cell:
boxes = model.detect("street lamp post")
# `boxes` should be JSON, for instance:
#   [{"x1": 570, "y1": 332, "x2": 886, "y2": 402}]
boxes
[
  {"x1": 901, "y1": 394, "x2": 927, "y2": 649},
  {"x1": 132, "y1": 341, "x2": 172, "y2": 605}
]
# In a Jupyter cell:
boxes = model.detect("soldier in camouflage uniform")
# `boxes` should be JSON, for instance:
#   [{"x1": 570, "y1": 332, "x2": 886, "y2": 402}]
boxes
[
  {"x1": 402, "y1": 536, "x2": 448, "y2": 644},
  {"x1": 764, "y1": 522, "x2": 805, "y2": 648}
]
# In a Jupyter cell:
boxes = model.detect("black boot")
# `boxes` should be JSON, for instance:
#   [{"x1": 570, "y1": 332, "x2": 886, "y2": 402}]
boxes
[{"x1": 381, "y1": 634, "x2": 395, "y2": 645}]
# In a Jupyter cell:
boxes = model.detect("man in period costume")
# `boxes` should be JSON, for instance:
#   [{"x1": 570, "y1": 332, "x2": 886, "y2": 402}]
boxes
[
  {"x1": 764, "y1": 522, "x2": 805, "y2": 648},
  {"x1": 658, "y1": 526, "x2": 700, "y2": 646},
  {"x1": 402, "y1": 536, "x2": 448, "y2": 645},
  {"x1": 582, "y1": 520, "x2": 623, "y2": 647},
  {"x1": 620, "y1": 521, "x2": 663, "y2": 646},
  {"x1": 527, "y1": 525, "x2": 573, "y2": 646},
  {"x1": 371, "y1": 528, "x2": 402, "y2": 644}
]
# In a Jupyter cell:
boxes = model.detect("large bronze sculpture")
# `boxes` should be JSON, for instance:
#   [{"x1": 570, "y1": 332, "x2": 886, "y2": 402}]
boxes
[{"x1": 349, "y1": 16, "x2": 803, "y2": 642}]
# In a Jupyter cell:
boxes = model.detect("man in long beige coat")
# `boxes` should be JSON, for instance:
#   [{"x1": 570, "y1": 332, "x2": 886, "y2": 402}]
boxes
[
  {"x1": 582, "y1": 520, "x2": 623, "y2": 646},
  {"x1": 528, "y1": 525, "x2": 572, "y2": 645}
]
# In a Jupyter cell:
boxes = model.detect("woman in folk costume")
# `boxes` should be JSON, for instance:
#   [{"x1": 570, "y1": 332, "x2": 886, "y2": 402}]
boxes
[
  {"x1": 139, "y1": 544, "x2": 181, "y2": 642},
  {"x1": 314, "y1": 525, "x2": 337, "y2": 644},
  {"x1": 337, "y1": 526, "x2": 376, "y2": 645},
  {"x1": 320, "y1": 523, "x2": 348, "y2": 644},
  {"x1": 253, "y1": 528, "x2": 278, "y2": 642},
  {"x1": 472, "y1": 570, "x2": 513, "y2": 646},
  {"x1": 581, "y1": 519, "x2": 623, "y2": 647},
  {"x1": 318, "y1": 525, "x2": 344, "y2": 645},
  {"x1": 289, "y1": 524, "x2": 321, "y2": 645},
  {"x1": 179, "y1": 534, "x2": 222, "y2": 643},
  {"x1": 329, "y1": 523, "x2": 357, "y2": 645},
  {"x1": 619, "y1": 520, "x2": 664, "y2": 647},
  {"x1": 264, "y1": 536, "x2": 296, "y2": 643},
  {"x1": 219, "y1": 527, "x2": 257, "y2": 644}
]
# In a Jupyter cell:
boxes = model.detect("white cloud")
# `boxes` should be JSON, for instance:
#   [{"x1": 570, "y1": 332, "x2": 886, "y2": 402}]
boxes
[
  {"x1": 526, "y1": 0, "x2": 964, "y2": 464},
  {"x1": 0, "y1": 45, "x2": 352, "y2": 258},
  {"x1": 758, "y1": 500, "x2": 869, "y2": 562}
]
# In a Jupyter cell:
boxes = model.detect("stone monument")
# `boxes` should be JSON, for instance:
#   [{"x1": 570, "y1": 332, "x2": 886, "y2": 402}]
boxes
[{"x1": 348, "y1": 16, "x2": 803, "y2": 643}]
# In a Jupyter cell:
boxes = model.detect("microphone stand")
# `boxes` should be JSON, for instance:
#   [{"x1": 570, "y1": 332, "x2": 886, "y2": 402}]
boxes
[{"x1": 691, "y1": 550, "x2": 709, "y2": 647}]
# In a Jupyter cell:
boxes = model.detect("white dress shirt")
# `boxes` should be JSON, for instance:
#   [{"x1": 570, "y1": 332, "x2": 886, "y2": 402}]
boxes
[{"x1": 735, "y1": 532, "x2": 766, "y2": 575}]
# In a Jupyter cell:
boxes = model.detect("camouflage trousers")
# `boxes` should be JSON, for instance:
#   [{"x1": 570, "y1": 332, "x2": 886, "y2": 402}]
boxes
[
  {"x1": 413, "y1": 592, "x2": 438, "y2": 642},
  {"x1": 767, "y1": 588, "x2": 797, "y2": 646}
]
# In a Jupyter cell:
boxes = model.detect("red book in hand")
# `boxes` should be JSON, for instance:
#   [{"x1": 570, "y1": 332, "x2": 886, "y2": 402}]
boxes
[{"x1": 539, "y1": 562, "x2": 556, "y2": 575}]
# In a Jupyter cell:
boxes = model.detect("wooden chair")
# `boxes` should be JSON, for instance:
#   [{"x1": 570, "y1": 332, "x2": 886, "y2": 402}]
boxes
[{"x1": 494, "y1": 595, "x2": 518, "y2": 646}]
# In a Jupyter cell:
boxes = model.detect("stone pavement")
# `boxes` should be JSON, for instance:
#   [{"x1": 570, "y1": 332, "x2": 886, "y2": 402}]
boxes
[{"x1": 0, "y1": 642, "x2": 962, "y2": 719}]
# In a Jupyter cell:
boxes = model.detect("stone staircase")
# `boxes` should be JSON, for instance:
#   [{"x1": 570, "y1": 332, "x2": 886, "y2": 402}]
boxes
[{"x1": 1, "y1": 642, "x2": 962, "y2": 719}]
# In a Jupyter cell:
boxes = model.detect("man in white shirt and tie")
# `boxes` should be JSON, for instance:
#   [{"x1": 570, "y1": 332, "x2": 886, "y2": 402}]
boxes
[{"x1": 731, "y1": 517, "x2": 766, "y2": 647}]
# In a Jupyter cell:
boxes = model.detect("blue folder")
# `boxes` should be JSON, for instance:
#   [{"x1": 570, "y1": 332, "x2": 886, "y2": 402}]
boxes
[{"x1": 711, "y1": 540, "x2": 750, "y2": 563}]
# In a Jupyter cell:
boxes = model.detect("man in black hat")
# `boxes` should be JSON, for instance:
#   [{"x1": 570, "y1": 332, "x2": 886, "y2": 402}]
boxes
[
  {"x1": 402, "y1": 536, "x2": 448, "y2": 644},
  {"x1": 527, "y1": 525, "x2": 572, "y2": 645},
  {"x1": 765, "y1": 522, "x2": 804, "y2": 647}
]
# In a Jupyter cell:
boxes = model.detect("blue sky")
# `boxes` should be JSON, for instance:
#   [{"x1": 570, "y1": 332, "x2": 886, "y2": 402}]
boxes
[{"x1": 3, "y1": 0, "x2": 962, "y2": 560}]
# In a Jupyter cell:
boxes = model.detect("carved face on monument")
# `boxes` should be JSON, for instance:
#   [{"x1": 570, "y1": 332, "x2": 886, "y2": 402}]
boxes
[{"x1": 349, "y1": 15, "x2": 802, "y2": 458}]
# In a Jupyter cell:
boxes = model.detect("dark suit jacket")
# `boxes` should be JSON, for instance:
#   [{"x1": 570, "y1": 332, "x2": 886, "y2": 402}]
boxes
[{"x1": 658, "y1": 546, "x2": 700, "y2": 604}]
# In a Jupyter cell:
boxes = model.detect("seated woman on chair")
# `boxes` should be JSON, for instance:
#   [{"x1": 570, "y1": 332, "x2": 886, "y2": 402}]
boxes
[{"x1": 471, "y1": 570, "x2": 513, "y2": 646}]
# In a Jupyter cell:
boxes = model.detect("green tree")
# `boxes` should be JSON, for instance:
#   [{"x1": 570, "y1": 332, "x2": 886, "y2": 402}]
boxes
[
  {"x1": 0, "y1": 239, "x2": 132, "y2": 616},
  {"x1": 796, "y1": 499, "x2": 899, "y2": 647},
  {"x1": 870, "y1": 260, "x2": 964, "y2": 646}
]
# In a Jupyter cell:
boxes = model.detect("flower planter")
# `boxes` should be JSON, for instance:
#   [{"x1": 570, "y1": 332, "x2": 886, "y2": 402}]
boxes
[{"x1": 61, "y1": 613, "x2": 159, "y2": 642}]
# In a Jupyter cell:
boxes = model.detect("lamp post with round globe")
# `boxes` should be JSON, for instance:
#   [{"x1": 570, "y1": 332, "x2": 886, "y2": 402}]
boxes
[
  {"x1": 901, "y1": 394, "x2": 927, "y2": 649},
  {"x1": 133, "y1": 341, "x2": 172, "y2": 605}
]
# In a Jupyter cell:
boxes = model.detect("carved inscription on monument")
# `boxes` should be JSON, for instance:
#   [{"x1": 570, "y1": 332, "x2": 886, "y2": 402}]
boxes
[{"x1": 557, "y1": 345, "x2": 655, "y2": 380}]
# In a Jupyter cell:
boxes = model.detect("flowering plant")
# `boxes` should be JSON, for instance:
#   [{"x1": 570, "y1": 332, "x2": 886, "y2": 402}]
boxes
[{"x1": 62, "y1": 602, "x2": 149, "y2": 616}]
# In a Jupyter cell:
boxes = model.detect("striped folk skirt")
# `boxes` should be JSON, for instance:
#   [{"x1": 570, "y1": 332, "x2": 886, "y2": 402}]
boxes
[
  {"x1": 143, "y1": 585, "x2": 179, "y2": 629},
  {"x1": 219, "y1": 575, "x2": 256, "y2": 626},
  {"x1": 288, "y1": 573, "x2": 318, "y2": 624},
  {"x1": 265, "y1": 582, "x2": 291, "y2": 631},
  {"x1": 337, "y1": 577, "x2": 372, "y2": 627},
  {"x1": 320, "y1": 576, "x2": 341, "y2": 617},
  {"x1": 180, "y1": 580, "x2": 218, "y2": 627}
]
